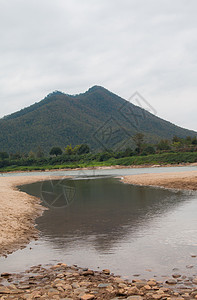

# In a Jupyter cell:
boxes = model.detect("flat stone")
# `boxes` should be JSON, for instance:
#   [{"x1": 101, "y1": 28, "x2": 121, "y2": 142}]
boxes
[
  {"x1": 80, "y1": 294, "x2": 95, "y2": 300},
  {"x1": 1, "y1": 273, "x2": 11, "y2": 277},
  {"x1": 186, "y1": 265, "x2": 194, "y2": 269},
  {"x1": 82, "y1": 270, "x2": 94, "y2": 276},
  {"x1": 98, "y1": 283, "x2": 110, "y2": 288},
  {"x1": 127, "y1": 296, "x2": 143, "y2": 300},
  {"x1": 172, "y1": 273, "x2": 181, "y2": 278},
  {"x1": 166, "y1": 278, "x2": 177, "y2": 284}
]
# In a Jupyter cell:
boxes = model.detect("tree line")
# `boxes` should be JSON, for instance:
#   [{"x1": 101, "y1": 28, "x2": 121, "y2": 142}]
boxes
[{"x1": 0, "y1": 134, "x2": 197, "y2": 169}]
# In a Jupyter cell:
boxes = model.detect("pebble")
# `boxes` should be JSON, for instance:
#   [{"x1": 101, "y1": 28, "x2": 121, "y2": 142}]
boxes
[
  {"x1": 166, "y1": 278, "x2": 177, "y2": 284},
  {"x1": 0, "y1": 263, "x2": 197, "y2": 299}
]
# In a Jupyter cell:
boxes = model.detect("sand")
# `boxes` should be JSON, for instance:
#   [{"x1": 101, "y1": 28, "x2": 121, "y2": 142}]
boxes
[
  {"x1": 122, "y1": 170, "x2": 197, "y2": 190},
  {"x1": 0, "y1": 175, "x2": 60, "y2": 257}
]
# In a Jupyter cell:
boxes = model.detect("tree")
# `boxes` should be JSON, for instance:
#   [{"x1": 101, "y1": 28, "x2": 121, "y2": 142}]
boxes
[
  {"x1": 142, "y1": 146, "x2": 155, "y2": 155},
  {"x1": 156, "y1": 139, "x2": 171, "y2": 151},
  {"x1": 36, "y1": 146, "x2": 44, "y2": 158},
  {"x1": 192, "y1": 137, "x2": 197, "y2": 145},
  {"x1": 28, "y1": 151, "x2": 36, "y2": 158},
  {"x1": 132, "y1": 133, "x2": 144, "y2": 154},
  {"x1": 0, "y1": 151, "x2": 9, "y2": 160},
  {"x1": 65, "y1": 144, "x2": 73, "y2": 155},
  {"x1": 74, "y1": 144, "x2": 90, "y2": 155},
  {"x1": 49, "y1": 146, "x2": 63, "y2": 156}
]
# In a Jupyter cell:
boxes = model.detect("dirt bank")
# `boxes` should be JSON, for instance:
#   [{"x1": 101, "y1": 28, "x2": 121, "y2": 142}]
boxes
[{"x1": 122, "y1": 170, "x2": 197, "y2": 190}]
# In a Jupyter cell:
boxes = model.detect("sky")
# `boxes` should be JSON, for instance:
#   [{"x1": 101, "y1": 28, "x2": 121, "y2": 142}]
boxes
[{"x1": 0, "y1": 0, "x2": 197, "y2": 132}]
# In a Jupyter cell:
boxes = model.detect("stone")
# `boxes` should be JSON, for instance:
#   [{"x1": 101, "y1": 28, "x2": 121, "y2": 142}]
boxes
[
  {"x1": 127, "y1": 286, "x2": 140, "y2": 295},
  {"x1": 172, "y1": 273, "x2": 181, "y2": 278},
  {"x1": 98, "y1": 283, "x2": 110, "y2": 288},
  {"x1": 72, "y1": 282, "x2": 80, "y2": 289},
  {"x1": 102, "y1": 269, "x2": 110, "y2": 275},
  {"x1": 82, "y1": 270, "x2": 94, "y2": 276},
  {"x1": 186, "y1": 265, "x2": 193, "y2": 268},
  {"x1": 165, "y1": 278, "x2": 177, "y2": 284},
  {"x1": 147, "y1": 280, "x2": 157, "y2": 286},
  {"x1": 114, "y1": 277, "x2": 124, "y2": 283},
  {"x1": 193, "y1": 277, "x2": 197, "y2": 284},
  {"x1": 144, "y1": 285, "x2": 151, "y2": 290},
  {"x1": 1, "y1": 272, "x2": 11, "y2": 277},
  {"x1": 80, "y1": 294, "x2": 94, "y2": 300},
  {"x1": 127, "y1": 296, "x2": 143, "y2": 300},
  {"x1": 151, "y1": 295, "x2": 163, "y2": 299}
]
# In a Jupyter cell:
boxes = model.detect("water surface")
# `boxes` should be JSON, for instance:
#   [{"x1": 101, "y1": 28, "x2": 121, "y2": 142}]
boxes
[{"x1": 1, "y1": 176, "x2": 197, "y2": 280}]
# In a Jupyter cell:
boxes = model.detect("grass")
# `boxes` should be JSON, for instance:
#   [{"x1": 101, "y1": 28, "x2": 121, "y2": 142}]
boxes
[{"x1": 0, "y1": 152, "x2": 197, "y2": 173}]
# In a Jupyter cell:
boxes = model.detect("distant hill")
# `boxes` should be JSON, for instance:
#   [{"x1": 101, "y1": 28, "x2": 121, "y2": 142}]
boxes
[{"x1": 0, "y1": 86, "x2": 196, "y2": 154}]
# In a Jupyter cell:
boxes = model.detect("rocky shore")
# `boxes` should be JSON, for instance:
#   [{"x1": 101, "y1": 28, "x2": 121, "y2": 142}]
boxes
[{"x1": 1, "y1": 263, "x2": 197, "y2": 299}]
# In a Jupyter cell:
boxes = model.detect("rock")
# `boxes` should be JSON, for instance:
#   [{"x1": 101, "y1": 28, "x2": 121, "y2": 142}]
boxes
[
  {"x1": 117, "y1": 288, "x2": 127, "y2": 295},
  {"x1": 147, "y1": 280, "x2": 157, "y2": 286},
  {"x1": 172, "y1": 273, "x2": 181, "y2": 278},
  {"x1": 127, "y1": 286, "x2": 140, "y2": 295},
  {"x1": 82, "y1": 270, "x2": 94, "y2": 276},
  {"x1": 165, "y1": 278, "x2": 177, "y2": 284},
  {"x1": 144, "y1": 285, "x2": 151, "y2": 290},
  {"x1": 98, "y1": 283, "x2": 110, "y2": 288},
  {"x1": 0, "y1": 286, "x2": 22, "y2": 294},
  {"x1": 72, "y1": 282, "x2": 80, "y2": 289},
  {"x1": 1, "y1": 272, "x2": 11, "y2": 277},
  {"x1": 80, "y1": 294, "x2": 94, "y2": 300},
  {"x1": 102, "y1": 269, "x2": 110, "y2": 275},
  {"x1": 192, "y1": 277, "x2": 197, "y2": 284},
  {"x1": 186, "y1": 265, "x2": 194, "y2": 268},
  {"x1": 114, "y1": 277, "x2": 124, "y2": 283},
  {"x1": 127, "y1": 296, "x2": 143, "y2": 300},
  {"x1": 73, "y1": 287, "x2": 88, "y2": 295}
]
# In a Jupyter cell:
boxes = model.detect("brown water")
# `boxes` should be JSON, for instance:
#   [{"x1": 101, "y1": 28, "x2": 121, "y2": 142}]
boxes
[{"x1": 1, "y1": 176, "x2": 197, "y2": 280}]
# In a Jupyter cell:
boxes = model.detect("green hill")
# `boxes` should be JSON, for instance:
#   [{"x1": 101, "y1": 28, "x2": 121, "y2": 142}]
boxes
[{"x1": 0, "y1": 86, "x2": 196, "y2": 154}]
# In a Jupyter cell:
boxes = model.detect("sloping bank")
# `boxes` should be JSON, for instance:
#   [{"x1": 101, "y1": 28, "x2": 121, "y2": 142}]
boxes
[
  {"x1": 122, "y1": 170, "x2": 197, "y2": 190},
  {"x1": 0, "y1": 175, "x2": 56, "y2": 257}
]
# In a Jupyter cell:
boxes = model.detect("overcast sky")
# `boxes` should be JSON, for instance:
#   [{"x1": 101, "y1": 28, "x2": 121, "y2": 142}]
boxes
[{"x1": 0, "y1": 0, "x2": 197, "y2": 131}]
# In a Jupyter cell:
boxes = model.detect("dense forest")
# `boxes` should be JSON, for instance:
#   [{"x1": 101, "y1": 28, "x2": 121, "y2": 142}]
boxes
[
  {"x1": 0, "y1": 86, "x2": 197, "y2": 154},
  {"x1": 0, "y1": 135, "x2": 197, "y2": 172}
]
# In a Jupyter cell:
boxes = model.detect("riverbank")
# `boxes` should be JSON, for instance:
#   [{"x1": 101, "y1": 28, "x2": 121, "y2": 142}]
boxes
[
  {"x1": 2, "y1": 161, "x2": 197, "y2": 174},
  {"x1": 1, "y1": 170, "x2": 197, "y2": 257},
  {"x1": 1, "y1": 171, "x2": 197, "y2": 299},
  {"x1": 0, "y1": 175, "x2": 61, "y2": 257},
  {"x1": 122, "y1": 170, "x2": 197, "y2": 191}
]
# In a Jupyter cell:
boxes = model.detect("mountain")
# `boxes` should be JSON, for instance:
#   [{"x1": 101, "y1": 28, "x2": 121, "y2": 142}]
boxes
[{"x1": 0, "y1": 86, "x2": 196, "y2": 154}]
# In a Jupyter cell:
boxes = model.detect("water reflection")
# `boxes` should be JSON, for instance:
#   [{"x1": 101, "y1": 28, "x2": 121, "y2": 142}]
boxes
[{"x1": 19, "y1": 177, "x2": 188, "y2": 254}]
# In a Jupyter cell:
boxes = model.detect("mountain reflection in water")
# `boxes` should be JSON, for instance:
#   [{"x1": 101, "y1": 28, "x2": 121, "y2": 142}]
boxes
[{"x1": 19, "y1": 177, "x2": 187, "y2": 253}]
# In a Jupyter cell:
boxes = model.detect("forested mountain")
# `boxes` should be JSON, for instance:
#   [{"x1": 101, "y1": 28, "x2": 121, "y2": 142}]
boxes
[{"x1": 0, "y1": 86, "x2": 196, "y2": 154}]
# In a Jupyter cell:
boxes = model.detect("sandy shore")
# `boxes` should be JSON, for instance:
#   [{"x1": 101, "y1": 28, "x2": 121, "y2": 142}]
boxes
[
  {"x1": 0, "y1": 175, "x2": 61, "y2": 257},
  {"x1": 122, "y1": 170, "x2": 197, "y2": 191},
  {"x1": 1, "y1": 171, "x2": 197, "y2": 298},
  {"x1": 1, "y1": 170, "x2": 197, "y2": 257}
]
